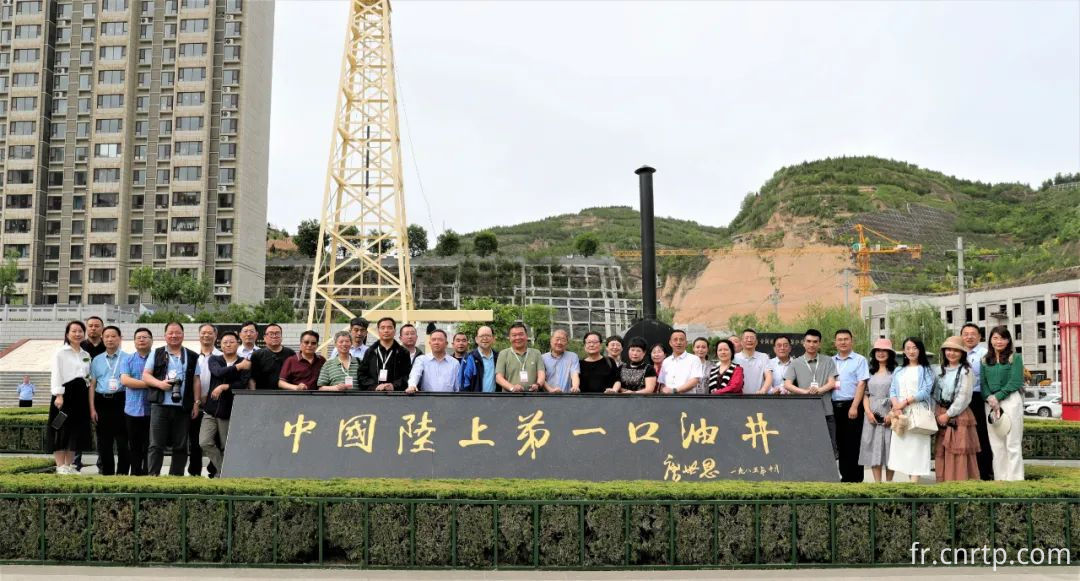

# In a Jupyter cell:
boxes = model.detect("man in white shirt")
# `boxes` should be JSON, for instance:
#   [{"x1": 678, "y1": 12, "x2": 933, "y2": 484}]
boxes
[
  {"x1": 766, "y1": 335, "x2": 794, "y2": 394},
  {"x1": 734, "y1": 328, "x2": 771, "y2": 394},
  {"x1": 406, "y1": 330, "x2": 461, "y2": 392},
  {"x1": 962, "y1": 322, "x2": 993, "y2": 480},
  {"x1": 659, "y1": 330, "x2": 703, "y2": 394},
  {"x1": 237, "y1": 321, "x2": 259, "y2": 360},
  {"x1": 191, "y1": 323, "x2": 223, "y2": 477}
]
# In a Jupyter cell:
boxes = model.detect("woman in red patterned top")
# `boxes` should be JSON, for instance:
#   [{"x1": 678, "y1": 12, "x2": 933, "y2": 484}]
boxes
[{"x1": 708, "y1": 339, "x2": 744, "y2": 394}]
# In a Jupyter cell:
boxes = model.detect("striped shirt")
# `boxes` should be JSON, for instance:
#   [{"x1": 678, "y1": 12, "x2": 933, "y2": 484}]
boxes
[{"x1": 317, "y1": 356, "x2": 360, "y2": 389}]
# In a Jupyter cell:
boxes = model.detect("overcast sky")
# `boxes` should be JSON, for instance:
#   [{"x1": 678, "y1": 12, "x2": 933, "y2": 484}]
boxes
[{"x1": 267, "y1": 0, "x2": 1080, "y2": 243}]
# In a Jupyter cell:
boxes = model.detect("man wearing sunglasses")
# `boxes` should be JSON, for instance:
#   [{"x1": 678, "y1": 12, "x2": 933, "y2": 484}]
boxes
[{"x1": 279, "y1": 331, "x2": 326, "y2": 391}]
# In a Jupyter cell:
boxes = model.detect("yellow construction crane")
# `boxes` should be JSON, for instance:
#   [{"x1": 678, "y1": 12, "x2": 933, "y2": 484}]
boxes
[{"x1": 852, "y1": 224, "x2": 922, "y2": 295}]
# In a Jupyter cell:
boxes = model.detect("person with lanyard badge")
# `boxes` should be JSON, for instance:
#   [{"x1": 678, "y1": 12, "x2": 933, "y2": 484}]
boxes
[
  {"x1": 707, "y1": 338, "x2": 744, "y2": 394},
  {"x1": 784, "y1": 329, "x2": 840, "y2": 459},
  {"x1": 934, "y1": 336, "x2": 981, "y2": 481},
  {"x1": 690, "y1": 337, "x2": 712, "y2": 394},
  {"x1": 981, "y1": 325, "x2": 1025, "y2": 481},
  {"x1": 142, "y1": 321, "x2": 203, "y2": 477},
  {"x1": 191, "y1": 323, "x2": 223, "y2": 477},
  {"x1": 460, "y1": 326, "x2": 499, "y2": 392},
  {"x1": 280, "y1": 331, "x2": 326, "y2": 390},
  {"x1": 605, "y1": 336, "x2": 625, "y2": 366},
  {"x1": 202, "y1": 332, "x2": 251, "y2": 475},
  {"x1": 495, "y1": 322, "x2": 546, "y2": 392},
  {"x1": 358, "y1": 317, "x2": 412, "y2": 391},
  {"x1": 318, "y1": 332, "x2": 360, "y2": 391},
  {"x1": 16, "y1": 375, "x2": 34, "y2": 407},
  {"x1": 961, "y1": 323, "x2": 994, "y2": 481},
  {"x1": 831, "y1": 329, "x2": 870, "y2": 483},
  {"x1": 735, "y1": 329, "x2": 771, "y2": 395},
  {"x1": 885, "y1": 338, "x2": 936, "y2": 482},
  {"x1": 88, "y1": 326, "x2": 130, "y2": 475},
  {"x1": 658, "y1": 330, "x2": 703, "y2": 394},
  {"x1": 765, "y1": 335, "x2": 794, "y2": 395},
  {"x1": 330, "y1": 317, "x2": 370, "y2": 360},
  {"x1": 237, "y1": 321, "x2": 260, "y2": 360},
  {"x1": 859, "y1": 338, "x2": 897, "y2": 482},
  {"x1": 49, "y1": 321, "x2": 94, "y2": 475},
  {"x1": 406, "y1": 330, "x2": 462, "y2": 392},
  {"x1": 541, "y1": 329, "x2": 580, "y2": 393},
  {"x1": 578, "y1": 331, "x2": 622, "y2": 393},
  {"x1": 120, "y1": 327, "x2": 154, "y2": 476},
  {"x1": 615, "y1": 337, "x2": 658, "y2": 394}
]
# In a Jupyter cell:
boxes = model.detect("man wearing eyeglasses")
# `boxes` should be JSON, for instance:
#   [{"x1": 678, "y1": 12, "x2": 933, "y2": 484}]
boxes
[
  {"x1": 279, "y1": 331, "x2": 326, "y2": 390},
  {"x1": 248, "y1": 323, "x2": 295, "y2": 390}
]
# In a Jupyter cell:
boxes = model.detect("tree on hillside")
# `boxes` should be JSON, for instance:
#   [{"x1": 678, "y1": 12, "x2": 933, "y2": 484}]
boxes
[
  {"x1": 473, "y1": 231, "x2": 498, "y2": 257},
  {"x1": 293, "y1": 219, "x2": 321, "y2": 258},
  {"x1": 129, "y1": 266, "x2": 156, "y2": 303},
  {"x1": 457, "y1": 297, "x2": 554, "y2": 348},
  {"x1": 407, "y1": 224, "x2": 428, "y2": 257},
  {"x1": 574, "y1": 233, "x2": 599, "y2": 257},
  {"x1": 435, "y1": 230, "x2": 461, "y2": 256},
  {"x1": 179, "y1": 275, "x2": 212, "y2": 309},
  {"x1": 0, "y1": 251, "x2": 18, "y2": 305},
  {"x1": 888, "y1": 303, "x2": 949, "y2": 363}
]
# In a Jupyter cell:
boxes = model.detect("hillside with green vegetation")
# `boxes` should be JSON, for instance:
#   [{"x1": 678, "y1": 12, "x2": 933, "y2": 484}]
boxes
[{"x1": 727, "y1": 157, "x2": 1080, "y2": 292}]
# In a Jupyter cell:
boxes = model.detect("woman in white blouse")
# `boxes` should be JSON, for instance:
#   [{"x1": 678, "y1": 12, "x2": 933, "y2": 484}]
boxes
[{"x1": 49, "y1": 321, "x2": 94, "y2": 474}]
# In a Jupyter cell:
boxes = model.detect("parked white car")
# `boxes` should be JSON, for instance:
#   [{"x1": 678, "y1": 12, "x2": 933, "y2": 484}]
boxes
[{"x1": 1024, "y1": 396, "x2": 1062, "y2": 418}]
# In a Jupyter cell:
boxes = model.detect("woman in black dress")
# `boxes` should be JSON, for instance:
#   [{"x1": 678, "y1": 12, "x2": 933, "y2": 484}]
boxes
[
  {"x1": 49, "y1": 321, "x2": 94, "y2": 474},
  {"x1": 618, "y1": 337, "x2": 657, "y2": 394},
  {"x1": 578, "y1": 332, "x2": 622, "y2": 393}
]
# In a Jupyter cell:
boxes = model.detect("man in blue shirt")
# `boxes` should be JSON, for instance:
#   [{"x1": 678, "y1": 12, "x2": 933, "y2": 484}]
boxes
[
  {"x1": 541, "y1": 329, "x2": 580, "y2": 393},
  {"x1": 121, "y1": 327, "x2": 154, "y2": 476},
  {"x1": 832, "y1": 329, "x2": 870, "y2": 483},
  {"x1": 16, "y1": 375, "x2": 34, "y2": 407},
  {"x1": 406, "y1": 330, "x2": 462, "y2": 392},
  {"x1": 460, "y1": 326, "x2": 499, "y2": 392},
  {"x1": 89, "y1": 326, "x2": 130, "y2": 475},
  {"x1": 142, "y1": 322, "x2": 202, "y2": 476}
]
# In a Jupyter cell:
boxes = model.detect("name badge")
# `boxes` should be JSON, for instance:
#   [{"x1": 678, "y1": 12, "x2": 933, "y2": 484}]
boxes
[
  {"x1": 378, "y1": 369, "x2": 388, "y2": 382},
  {"x1": 345, "y1": 376, "x2": 354, "y2": 387},
  {"x1": 519, "y1": 370, "x2": 529, "y2": 383},
  {"x1": 810, "y1": 381, "x2": 820, "y2": 389},
  {"x1": 108, "y1": 378, "x2": 119, "y2": 392},
  {"x1": 167, "y1": 370, "x2": 178, "y2": 381}
]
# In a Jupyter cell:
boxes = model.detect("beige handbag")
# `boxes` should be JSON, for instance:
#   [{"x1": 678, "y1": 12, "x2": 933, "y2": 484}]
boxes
[{"x1": 905, "y1": 401, "x2": 938, "y2": 435}]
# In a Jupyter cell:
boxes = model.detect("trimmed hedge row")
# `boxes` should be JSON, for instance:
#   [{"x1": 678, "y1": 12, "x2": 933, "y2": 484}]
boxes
[
  {"x1": 0, "y1": 458, "x2": 1077, "y2": 568},
  {"x1": 2, "y1": 410, "x2": 1078, "y2": 458}
]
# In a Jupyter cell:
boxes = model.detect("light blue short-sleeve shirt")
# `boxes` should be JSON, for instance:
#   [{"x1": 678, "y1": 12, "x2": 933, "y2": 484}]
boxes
[
  {"x1": 542, "y1": 351, "x2": 580, "y2": 391},
  {"x1": 90, "y1": 351, "x2": 129, "y2": 395}
]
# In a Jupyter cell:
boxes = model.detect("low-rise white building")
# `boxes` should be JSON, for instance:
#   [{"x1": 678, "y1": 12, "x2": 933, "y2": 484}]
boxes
[{"x1": 861, "y1": 279, "x2": 1080, "y2": 383}]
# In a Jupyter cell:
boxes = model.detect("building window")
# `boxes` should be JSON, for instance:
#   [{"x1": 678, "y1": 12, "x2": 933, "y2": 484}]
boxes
[
  {"x1": 172, "y1": 191, "x2": 200, "y2": 206},
  {"x1": 1037, "y1": 300, "x2": 1045, "y2": 315},
  {"x1": 96, "y1": 94, "x2": 124, "y2": 108},
  {"x1": 14, "y1": 25, "x2": 42, "y2": 40},
  {"x1": 132, "y1": 195, "x2": 144, "y2": 210},
  {"x1": 225, "y1": 21, "x2": 241, "y2": 37},
  {"x1": 8, "y1": 145, "x2": 34, "y2": 159},
  {"x1": 70, "y1": 270, "x2": 83, "y2": 285},
  {"x1": 45, "y1": 246, "x2": 60, "y2": 260},
  {"x1": 95, "y1": 118, "x2": 123, "y2": 133},
  {"x1": 94, "y1": 143, "x2": 122, "y2": 158},
  {"x1": 155, "y1": 244, "x2": 167, "y2": 259},
  {"x1": 221, "y1": 118, "x2": 238, "y2": 134},
  {"x1": 1037, "y1": 321, "x2": 1046, "y2": 339},
  {"x1": 99, "y1": 46, "x2": 126, "y2": 61},
  {"x1": 88, "y1": 294, "x2": 115, "y2": 305},
  {"x1": 178, "y1": 91, "x2": 205, "y2": 106},
  {"x1": 155, "y1": 219, "x2": 168, "y2": 234},
  {"x1": 156, "y1": 170, "x2": 171, "y2": 185},
  {"x1": 101, "y1": 22, "x2": 128, "y2": 36},
  {"x1": 13, "y1": 49, "x2": 40, "y2": 63},
  {"x1": 179, "y1": 18, "x2": 208, "y2": 33},
  {"x1": 223, "y1": 69, "x2": 240, "y2": 85},
  {"x1": 175, "y1": 141, "x2": 203, "y2": 156},
  {"x1": 176, "y1": 116, "x2": 204, "y2": 131},
  {"x1": 216, "y1": 245, "x2": 233, "y2": 260},
  {"x1": 4, "y1": 244, "x2": 30, "y2": 258},
  {"x1": 92, "y1": 169, "x2": 121, "y2": 185},
  {"x1": 103, "y1": 0, "x2": 128, "y2": 12},
  {"x1": 89, "y1": 243, "x2": 117, "y2": 258},
  {"x1": 215, "y1": 269, "x2": 232, "y2": 284},
  {"x1": 71, "y1": 244, "x2": 84, "y2": 258},
  {"x1": 183, "y1": 0, "x2": 210, "y2": 8},
  {"x1": 219, "y1": 168, "x2": 236, "y2": 184},
  {"x1": 46, "y1": 221, "x2": 62, "y2": 235},
  {"x1": 220, "y1": 143, "x2": 237, "y2": 159},
  {"x1": 130, "y1": 219, "x2": 143, "y2": 233},
  {"x1": 1014, "y1": 324, "x2": 1022, "y2": 341},
  {"x1": 10, "y1": 121, "x2": 36, "y2": 135},
  {"x1": 89, "y1": 269, "x2": 116, "y2": 283},
  {"x1": 92, "y1": 193, "x2": 119, "y2": 207},
  {"x1": 222, "y1": 93, "x2": 239, "y2": 109},
  {"x1": 218, "y1": 193, "x2": 234, "y2": 208},
  {"x1": 157, "y1": 144, "x2": 172, "y2": 160},
  {"x1": 90, "y1": 218, "x2": 118, "y2": 233},
  {"x1": 224, "y1": 45, "x2": 240, "y2": 61},
  {"x1": 5, "y1": 170, "x2": 33, "y2": 184},
  {"x1": 170, "y1": 243, "x2": 198, "y2": 257},
  {"x1": 4, "y1": 219, "x2": 31, "y2": 234},
  {"x1": 12, "y1": 96, "x2": 37, "y2": 111},
  {"x1": 16, "y1": 1, "x2": 43, "y2": 15},
  {"x1": 171, "y1": 217, "x2": 200, "y2": 232},
  {"x1": 178, "y1": 67, "x2": 206, "y2": 82},
  {"x1": 47, "y1": 197, "x2": 62, "y2": 211},
  {"x1": 1038, "y1": 345, "x2": 1047, "y2": 365},
  {"x1": 173, "y1": 166, "x2": 201, "y2": 181},
  {"x1": 129, "y1": 244, "x2": 143, "y2": 260},
  {"x1": 218, "y1": 218, "x2": 234, "y2": 233},
  {"x1": 1013, "y1": 303, "x2": 1021, "y2": 317},
  {"x1": 12, "y1": 73, "x2": 38, "y2": 87}
]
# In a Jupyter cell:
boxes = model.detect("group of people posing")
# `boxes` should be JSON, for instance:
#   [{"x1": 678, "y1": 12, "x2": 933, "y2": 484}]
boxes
[{"x1": 46, "y1": 315, "x2": 1025, "y2": 482}]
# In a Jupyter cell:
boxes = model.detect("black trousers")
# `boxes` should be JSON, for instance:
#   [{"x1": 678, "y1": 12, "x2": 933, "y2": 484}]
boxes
[
  {"x1": 149, "y1": 404, "x2": 188, "y2": 476},
  {"x1": 94, "y1": 392, "x2": 129, "y2": 476},
  {"x1": 126, "y1": 414, "x2": 150, "y2": 476},
  {"x1": 833, "y1": 401, "x2": 865, "y2": 482},
  {"x1": 187, "y1": 411, "x2": 217, "y2": 477},
  {"x1": 968, "y1": 392, "x2": 995, "y2": 480},
  {"x1": 18, "y1": 400, "x2": 32, "y2": 407}
]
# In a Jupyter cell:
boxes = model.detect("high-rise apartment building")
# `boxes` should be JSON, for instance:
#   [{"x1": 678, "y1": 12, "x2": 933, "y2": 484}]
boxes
[{"x1": 0, "y1": 0, "x2": 271, "y2": 306}]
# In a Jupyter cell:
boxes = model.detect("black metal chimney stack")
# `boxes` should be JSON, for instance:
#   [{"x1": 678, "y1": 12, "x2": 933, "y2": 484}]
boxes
[{"x1": 636, "y1": 165, "x2": 657, "y2": 320}]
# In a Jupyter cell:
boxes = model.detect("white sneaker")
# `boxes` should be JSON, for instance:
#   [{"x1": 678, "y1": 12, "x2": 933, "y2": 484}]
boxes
[{"x1": 55, "y1": 466, "x2": 65, "y2": 475}]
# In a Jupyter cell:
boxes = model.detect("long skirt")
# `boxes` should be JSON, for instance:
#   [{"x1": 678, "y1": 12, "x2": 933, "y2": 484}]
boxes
[
  {"x1": 934, "y1": 405, "x2": 981, "y2": 482},
  {"x1": 46, "y1": 380, "x2": 92, "y2": 454}
]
